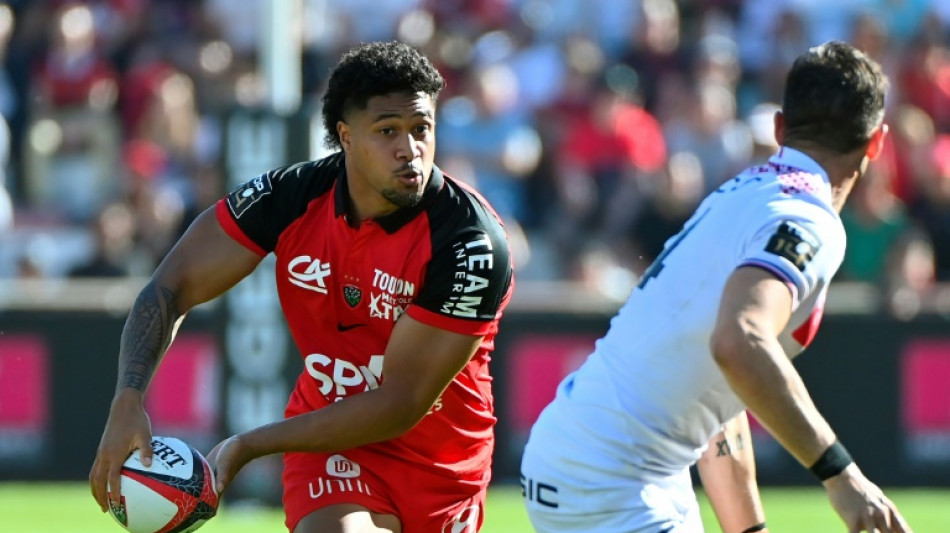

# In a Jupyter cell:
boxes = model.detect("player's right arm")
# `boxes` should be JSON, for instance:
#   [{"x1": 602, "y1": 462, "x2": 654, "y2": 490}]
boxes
[
  {"x1": 710, "y1": 266, "x2": 910, "y2": 533},
  {"x1": 697, "y1": 411, "x2": 768, "y2": 533},
  {"x1": 89, "y1": 207, "x2": 263, "y2": 513}
]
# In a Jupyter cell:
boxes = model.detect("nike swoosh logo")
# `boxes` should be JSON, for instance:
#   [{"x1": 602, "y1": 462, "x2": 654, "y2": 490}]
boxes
[{"x1": 337, "y1": 323, "x2": 365, "y2": 332}]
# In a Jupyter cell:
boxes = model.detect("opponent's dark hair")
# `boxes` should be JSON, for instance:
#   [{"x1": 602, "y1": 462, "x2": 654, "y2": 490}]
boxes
[
  {"x1": 322, "y1": 41, "x2": 445, "y2": 150},
  {"x1": 782, "y1": 40, "x2": 888, "y2": 154}
]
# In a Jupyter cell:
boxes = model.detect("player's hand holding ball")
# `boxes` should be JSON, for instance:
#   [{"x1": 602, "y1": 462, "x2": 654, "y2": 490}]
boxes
[
  {"x1": 90, "y1": 388, "x2": 155, "y2": 513},
  {"x1": 107, "y1": 436, "x2": 219, "y2": 533},
  {"x1": 205, "y1": 434, "x2": 252, "y2": 495}
]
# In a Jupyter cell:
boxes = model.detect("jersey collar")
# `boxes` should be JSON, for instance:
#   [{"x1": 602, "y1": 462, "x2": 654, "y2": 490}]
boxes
[
  {"x1": 770, "y1": 146, "x2": 834, "y2": 203},
  {"x1": 770, "y1": 146, "x2": 831, "y2": 184},
  {"x1": 333, "y1": 157, "x2": 445, "y2": 234}
]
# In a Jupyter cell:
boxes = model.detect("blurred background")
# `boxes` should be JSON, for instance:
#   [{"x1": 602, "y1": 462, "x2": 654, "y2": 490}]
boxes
[{"x1": 0, "y1": 0, "x2": 949, "y2": 513}]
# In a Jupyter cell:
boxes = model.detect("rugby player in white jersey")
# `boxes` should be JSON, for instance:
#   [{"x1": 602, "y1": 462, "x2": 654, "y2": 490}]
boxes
[{"x1": 521, "y1": 41, "x2": 912, "y2": 533}]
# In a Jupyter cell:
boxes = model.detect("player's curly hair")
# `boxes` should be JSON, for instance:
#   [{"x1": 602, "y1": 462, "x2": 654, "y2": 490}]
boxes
[{"x1": 322, "y1": 41, "x2": 445, "y2": 150}]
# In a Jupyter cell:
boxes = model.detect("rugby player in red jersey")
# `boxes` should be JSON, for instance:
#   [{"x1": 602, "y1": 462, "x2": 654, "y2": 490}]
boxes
[{"x1": 90, "y1": 41, "x2": 513, "y2": 533}]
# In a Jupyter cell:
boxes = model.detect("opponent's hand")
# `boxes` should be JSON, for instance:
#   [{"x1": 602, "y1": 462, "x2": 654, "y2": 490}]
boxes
[
  {"x1": 89, "y1": 389, "x2": 153, "y2": 513},
  {"x1": 823, "y1": 464, "x2": 912, "y2": 533},
  {"x1": 206, "y1": 435, "x2": 252, "y2": 495}
]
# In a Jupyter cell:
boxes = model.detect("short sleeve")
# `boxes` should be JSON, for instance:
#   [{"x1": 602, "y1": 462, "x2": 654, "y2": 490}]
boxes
[
  {"x1": 216, "y1": 169, "x2": 282, "y2": 255},
  {"x1": 407, "y1": 226, "x2": 513, "y2": 336},
  {"x1": 215, "y1": 159, "x2": 336, "y2": 255},
  {"x1": 738, "y1": 205, "x2": 844, "y2": 307}
]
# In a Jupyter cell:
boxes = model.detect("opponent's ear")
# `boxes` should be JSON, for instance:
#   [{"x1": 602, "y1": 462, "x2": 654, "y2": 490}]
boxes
[
  {"x1": 773, "y1": 111, "x2": 785, "y2": 146},
  {"x1": 865, "y1": 123, "x2": 888, "y2": 161}
]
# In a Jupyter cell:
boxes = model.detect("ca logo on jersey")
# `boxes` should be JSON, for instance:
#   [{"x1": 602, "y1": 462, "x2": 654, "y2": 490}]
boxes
[
  {"x1": 765, "y1": 221, "x2": 821, "y2": 272},
  {"x1": 288, "y1": 256, "x2": 331, "y2": 293}
]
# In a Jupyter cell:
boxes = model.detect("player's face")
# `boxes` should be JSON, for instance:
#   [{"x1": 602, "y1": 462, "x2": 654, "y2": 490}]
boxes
[{"x1": 339, "y1": 91, "x2": 436, "y2": 218}]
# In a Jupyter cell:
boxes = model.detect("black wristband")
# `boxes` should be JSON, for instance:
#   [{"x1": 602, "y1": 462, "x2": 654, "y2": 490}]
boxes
[
  {"x1": 809, "y1": 440, "x2": 853, "y2": 481},
  {"x1": 740, "y1": 523, "x2": 767, "y2": 533}
]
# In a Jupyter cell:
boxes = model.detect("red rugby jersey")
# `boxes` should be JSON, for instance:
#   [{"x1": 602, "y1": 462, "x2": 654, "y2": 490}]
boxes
[{"x1": 215, "y1": 152, "x2": 513, "y2": 481}]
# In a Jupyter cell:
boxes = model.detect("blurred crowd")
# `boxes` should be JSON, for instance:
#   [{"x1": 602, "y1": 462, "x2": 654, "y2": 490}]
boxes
[{"x1": 1, "y1": 0, "x2": 949, "y2": 316}]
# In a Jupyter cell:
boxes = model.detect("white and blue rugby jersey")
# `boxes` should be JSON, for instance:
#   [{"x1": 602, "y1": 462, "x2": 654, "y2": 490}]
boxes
[{"x1": 535, "y1": 147, "x2": 846, "y2": 479}]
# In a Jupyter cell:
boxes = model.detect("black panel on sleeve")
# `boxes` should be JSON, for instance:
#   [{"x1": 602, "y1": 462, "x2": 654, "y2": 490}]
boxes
[
  {"x1": 223, "y1": 153, "x2": 343, "y2": 253},
  {"x1": 414, "y1": 177, "x2": 513, "y2": 321}
]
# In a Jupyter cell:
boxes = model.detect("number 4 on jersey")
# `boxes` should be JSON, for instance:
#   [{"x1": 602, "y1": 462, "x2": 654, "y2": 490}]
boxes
[{"x1": 637, "y1": 210, "x2": 709, "y2": 289}]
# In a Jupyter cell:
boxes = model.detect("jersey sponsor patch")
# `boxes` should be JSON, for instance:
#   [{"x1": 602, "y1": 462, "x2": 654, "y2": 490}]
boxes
[
  {"x1": 441, "y1": 232, "x2": 495, "y2": 319},
  {"x1": 765, "y1": 221, "x2": 821, "y2": 271},
  {"x1": 227, "y1": 173, "x2": 273, "y2": 218}
]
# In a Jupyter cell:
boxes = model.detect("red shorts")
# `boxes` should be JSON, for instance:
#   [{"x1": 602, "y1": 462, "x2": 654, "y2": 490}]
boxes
[{"x1": 282, "y1": 448, "x2": 488, "y2": 532}]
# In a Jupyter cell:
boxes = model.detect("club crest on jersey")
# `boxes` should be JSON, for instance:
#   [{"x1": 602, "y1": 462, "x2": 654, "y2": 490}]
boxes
[
  {"x1": 765, "y1": 221, "x2": 821, "y2": 272},
  {"x1": 227, "y1": 173, "x2": 273, "y2": 218},
  {"x1": 343, "y1": 285, "x2": 362, "y2": 308}
]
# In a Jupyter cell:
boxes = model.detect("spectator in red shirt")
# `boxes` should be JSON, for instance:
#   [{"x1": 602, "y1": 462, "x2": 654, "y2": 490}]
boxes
[
  {"x1": 550, "y1": 79, "x2": 666, "y2": 279},
  {"x1": 33, "y1": 3, "x2": 118, "y2": 111}
]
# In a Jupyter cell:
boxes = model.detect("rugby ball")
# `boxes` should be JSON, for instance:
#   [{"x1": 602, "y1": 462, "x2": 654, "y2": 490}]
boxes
[{"x1": 108, "y1": 436, "x2": 219, "y2": 533}]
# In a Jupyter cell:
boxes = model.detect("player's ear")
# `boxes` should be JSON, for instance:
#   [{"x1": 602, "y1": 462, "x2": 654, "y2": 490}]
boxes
[
  {"x1": 865, "y1": 123, "x2": 888, "y2": 161},
  {"x1": 773, "y1": 111, "x2": 786, "y2": 146},
  {"x1": 338, "y1": 121, "x2": 351, "y2": 153}
]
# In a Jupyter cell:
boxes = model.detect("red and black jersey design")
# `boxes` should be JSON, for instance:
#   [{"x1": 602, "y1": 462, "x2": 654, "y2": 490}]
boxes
[{"x1": 215, "y1": 152, "x2": 513, "y2": 481}]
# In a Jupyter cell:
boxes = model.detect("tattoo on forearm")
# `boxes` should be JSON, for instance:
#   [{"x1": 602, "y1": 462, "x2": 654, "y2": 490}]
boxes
[
  {"x1": 716, "y1": 438, "x2": 732, "y2": 457},
  {"x1": 118, "y1": 282, "x2": 181, "y2": 392}
]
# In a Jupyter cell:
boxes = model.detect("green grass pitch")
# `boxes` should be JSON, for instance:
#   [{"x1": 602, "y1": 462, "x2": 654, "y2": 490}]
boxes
[{"x1": 2, "y1": 482, "x2": 946, "y2": 532}]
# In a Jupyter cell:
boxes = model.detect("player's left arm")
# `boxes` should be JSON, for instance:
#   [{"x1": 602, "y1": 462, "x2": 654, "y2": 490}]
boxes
[
  {"x1": 262, "y1": 314, "x2": 483, "y2": 448},
  {"x1": 697, "y1": 411, "x2": 769, "y2": 533},
  {"x1": 208, "y1": 317, "x2": 483, "y2": 492}
]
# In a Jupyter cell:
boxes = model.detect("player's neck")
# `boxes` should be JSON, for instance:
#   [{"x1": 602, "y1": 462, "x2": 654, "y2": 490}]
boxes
[
  {"x1": 343, "y1": 169, "x2": 400, "y2": 224},
  {"x1": 789, "y1": 144, "x2": 864, "y2": 213}
]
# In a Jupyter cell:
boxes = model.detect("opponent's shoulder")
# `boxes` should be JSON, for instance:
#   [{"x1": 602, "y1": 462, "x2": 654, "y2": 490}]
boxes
[
  {"x1": 724, "y1": 163, "x2": 842, "y2": 233},
  {"x1": 736, "y1": 196, "x2": 844, "y2": 297},
  {"x1": 764, "y1": 189, "x2": 845, "y2": 247}
]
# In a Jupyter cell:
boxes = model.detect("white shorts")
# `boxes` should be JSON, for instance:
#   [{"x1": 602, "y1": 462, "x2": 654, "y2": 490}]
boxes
[{"x1": 520, "y1": 403, "x2": 703, "y2": 533}]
